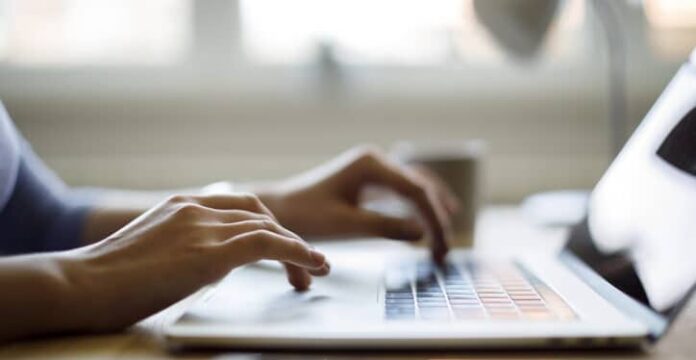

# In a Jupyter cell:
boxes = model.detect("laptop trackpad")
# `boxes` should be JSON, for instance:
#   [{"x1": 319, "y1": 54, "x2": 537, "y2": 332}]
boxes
[{"x1": 179, "y1": 251, "x2": 390, "y2": 327}]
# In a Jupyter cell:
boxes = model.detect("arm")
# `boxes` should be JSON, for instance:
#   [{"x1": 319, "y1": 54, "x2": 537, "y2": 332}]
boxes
[
  {"x1": 0, "y1": 253, "x2": 84, "y2": 341},
  {"x1": 0, "y1": 194, "x2": 329, "y2": 342},
  {"x1": 0, "y1": 145, "x2": 453, "y2": 342}
]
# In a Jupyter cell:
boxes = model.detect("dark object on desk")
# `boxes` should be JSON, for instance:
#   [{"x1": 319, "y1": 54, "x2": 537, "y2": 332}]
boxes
[
  {"x1": 565, "y1": 217, "x2": 650, "y2": 309},
  {"x1": 565, "y1": 216, "x2": 696, "y2": 339},
  {"x1": 657, "y1": 106, "x2": 696, "y2": 176}
]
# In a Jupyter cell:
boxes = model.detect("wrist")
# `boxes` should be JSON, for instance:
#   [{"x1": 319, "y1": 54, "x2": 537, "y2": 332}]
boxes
[
  {"x1": 203, "y1": 181, "x2": 288, "y2": 223},
  {"x1": 0, "y1": 252, "x2": 102, "y2": 340},
  {"x1": 53, "y1": 249, "x2": 118, "y2": 333},
  {"x1": 224, "y1": 180, "x2": 305, "y2": 236},
  {"x1": 253, "y1": 185, "x2": 293, "y2": 226},
  {"x1": 239, "y1": 181, "x2": 282, "y2": 213}
]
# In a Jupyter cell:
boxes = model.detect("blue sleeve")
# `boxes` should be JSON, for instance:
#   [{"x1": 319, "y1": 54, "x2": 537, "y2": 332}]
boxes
[{"x1": 0, "y1": 137, "x2": 95, "y2": 255}]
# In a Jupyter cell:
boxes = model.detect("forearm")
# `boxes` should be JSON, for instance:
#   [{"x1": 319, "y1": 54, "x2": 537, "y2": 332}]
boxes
[{"x1": 0, "y1": 253, "x2": 88, "y2": 341}]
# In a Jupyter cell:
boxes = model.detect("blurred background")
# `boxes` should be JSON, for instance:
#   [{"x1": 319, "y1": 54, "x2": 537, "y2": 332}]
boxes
[{"x1": 0, "y1": 0, "x2": 695, "y2": 202}]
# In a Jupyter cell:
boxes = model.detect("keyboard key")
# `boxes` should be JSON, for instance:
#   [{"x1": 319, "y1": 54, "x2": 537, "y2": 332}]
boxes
[
  {"x1": 449, "y1": 298, "x2": 480, "y2": 304},
  {"x1": 445, "y1": 279, "x2": 466, "y2": 284},
  {"x1": 418, "y1": 303, "x2": 448, "y2": 309},
  {"x1": 417, "y1": 296, "x2": 447, "y2": 301},
  {"x1": 447, "y1": 295, "x2": 478, "y2": 301},
  {"x1": 445, "y1": 286, "x2": 474, "y2": 292},
  {"x1": 417, "y1": 297, "x2": 447, "y2": 304},
  {"x1": 514, "y1": 300, "x2": 544, "y2": 306},
  {"x1": 386, "y1": 313, "x2": 415, "y2": 320},
  {"x1": 386, "y1": 297, "x2": 414, "y2": 303},
  {"x1": 451, "y1": 303, "x2": 483, "y2": 309},
  {"x1": 416, "y1": 286, "x2": 441, "y2": 291},
  {"x1": 387, "y1": 303, "x2": 415, "y2": 311}
]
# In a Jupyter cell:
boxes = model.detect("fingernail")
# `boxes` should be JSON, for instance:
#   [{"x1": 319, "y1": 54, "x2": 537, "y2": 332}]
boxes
[
  {"x1": 321, "y1": 262, "x2": 332, "y2": 275},
  {"x1": 432, "y1": 245, "x2": 449, "y2": 265},
  {"x1": 291, "y1": 275, "x2": 311, "y2": 291},
  {"x1": 310, "y1": 249, "x2": 326, "y2": 266}
]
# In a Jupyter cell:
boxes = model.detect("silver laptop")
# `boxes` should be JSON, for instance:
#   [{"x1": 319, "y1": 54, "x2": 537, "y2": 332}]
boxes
[{"x1": 165, "y1": 51, "x2": 696, "y2": 350}]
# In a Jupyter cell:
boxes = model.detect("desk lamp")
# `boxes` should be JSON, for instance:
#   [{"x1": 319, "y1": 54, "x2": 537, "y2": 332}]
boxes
[{"x1": 473, "y1": 0, "x2": 628, "y2": 226}]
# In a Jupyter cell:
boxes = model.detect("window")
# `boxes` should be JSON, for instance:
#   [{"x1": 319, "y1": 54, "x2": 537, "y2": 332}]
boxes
[
  {"x1": 0, "y1": 0, "x2": 190, "y2": 65},
  {"x1": 645, "y1": 0, "x2": 696, "y2": 29},
  {"x1": 0, "y1": 0, "x2": 590, "y2": 67},
  {"x1": 240, "y1": 0, "x2": 586, "y2": 66},
  {"x1": 644, "y1": 0, "x2": 696, "y2": 60},
  {"x1": 1, "y1": 1, "x2": 692, "y2": 68}
]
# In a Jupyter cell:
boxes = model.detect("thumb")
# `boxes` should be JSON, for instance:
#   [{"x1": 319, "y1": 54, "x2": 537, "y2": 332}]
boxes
[{"x1": 354, "y1": 210, "x2": 425, "y2": 241}]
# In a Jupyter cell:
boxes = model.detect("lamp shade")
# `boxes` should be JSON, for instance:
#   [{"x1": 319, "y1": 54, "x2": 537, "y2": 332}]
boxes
[{"x1": 473, "y1": 0, "x2": 560, "y2": 60}]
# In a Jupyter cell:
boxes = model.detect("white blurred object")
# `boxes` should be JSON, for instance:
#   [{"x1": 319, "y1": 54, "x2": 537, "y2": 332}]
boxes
[
  {"x1": 521, "y1": 190, "x2": 590, "y2": 227},
  {"x1": 589, "y1": 50, "x2": 696, "y2": 312}
]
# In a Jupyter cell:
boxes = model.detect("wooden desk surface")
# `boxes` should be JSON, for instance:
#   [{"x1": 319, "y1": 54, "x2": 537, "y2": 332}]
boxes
[{"x1": 1, "y1": 206, "x2": 694, "y2": 359}]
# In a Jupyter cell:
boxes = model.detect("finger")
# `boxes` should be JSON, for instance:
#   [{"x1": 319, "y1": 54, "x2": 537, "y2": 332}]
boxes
[
  {"x1": 410, "y1": 165, "x2": 460, "y2": 215},
  {"x1": 351, "y1": 210, "x2": 424, "y2": 241},
  {"x1": 215, "y1": 221, "x2": 324, "y2": 290},
  {"x1": 212, "y1": 219, "x2": 301, "y2": 241},
  {"x1": 284, "y1": 263, "x2": 312, "y2": 291},
  {"x1": 225, "y1": 230, "x2": 327, "y2": 270},
  {"x1": 358, "y1": 153, "x2": 451, "y2": 262},
  {"x1": 192, "y1": 193, "x2": 276, "y2": 219},
  {"x1": 308, "y1": 261, "x2": 331, "y2": 276},
  {"x1": 213, "y1": 215, "x2": 324, "y2": 284},
  {"x1": 205, "y1": 209, "x2": 274, "y2": 225}
]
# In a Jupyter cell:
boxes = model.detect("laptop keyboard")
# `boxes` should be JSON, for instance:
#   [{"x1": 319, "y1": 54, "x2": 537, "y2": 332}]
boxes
[{"x1": 384, "y1": 260, "x2": 575, "y2": 321}]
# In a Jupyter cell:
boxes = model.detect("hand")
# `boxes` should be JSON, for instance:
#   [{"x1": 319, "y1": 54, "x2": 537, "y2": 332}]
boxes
[
  {"x1": 407, "y1": 164, "x2": 460, "y2": 218},
  {"x1": 61, "y1": 194, "x2": 329, "y2": 332},
  {"x1": 257, "y1": 146, "x2": 455, "y2": 262}
]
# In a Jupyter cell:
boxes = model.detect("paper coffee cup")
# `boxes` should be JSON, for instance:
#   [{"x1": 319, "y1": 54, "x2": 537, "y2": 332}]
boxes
[{"x1": 392, "y1": 140, "x2": 485, "y2": 248}]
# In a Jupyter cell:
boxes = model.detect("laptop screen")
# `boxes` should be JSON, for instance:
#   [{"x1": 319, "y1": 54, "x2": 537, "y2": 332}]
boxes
[{"x1": 567, "y1": 52, "x2": 696, "y2": 320}]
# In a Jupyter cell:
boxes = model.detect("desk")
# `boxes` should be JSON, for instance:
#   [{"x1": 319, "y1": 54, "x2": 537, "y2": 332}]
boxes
[{"x1": 1, "y1": 206, "x2": 694, "y2": 359}]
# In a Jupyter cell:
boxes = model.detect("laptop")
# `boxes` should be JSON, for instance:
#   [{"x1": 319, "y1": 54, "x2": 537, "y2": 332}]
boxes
[{"x1": 165, "y1": 50, "x2": 696, "y2": 350}]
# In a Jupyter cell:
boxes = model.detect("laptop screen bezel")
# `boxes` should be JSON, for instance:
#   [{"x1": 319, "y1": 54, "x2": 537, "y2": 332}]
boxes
[
  {"x1": 558, "y1": 248, "x2": 662, "y2": 341},
  {"x1": 560, "y1": 219, "x2": 695, "y2": 342}
]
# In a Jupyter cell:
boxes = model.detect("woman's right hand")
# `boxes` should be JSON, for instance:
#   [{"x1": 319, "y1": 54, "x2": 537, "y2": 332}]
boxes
[{"x1": 60, "y1": 193, "x2": 329, "y2": 332}]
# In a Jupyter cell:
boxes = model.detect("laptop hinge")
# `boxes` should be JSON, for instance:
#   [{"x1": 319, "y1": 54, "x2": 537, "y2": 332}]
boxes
[{"x1": 559, "y1": 250, "x2": 668, "y2": 341}]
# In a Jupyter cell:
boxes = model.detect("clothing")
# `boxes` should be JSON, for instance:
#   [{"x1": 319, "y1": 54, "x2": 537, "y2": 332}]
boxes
[
  {"x1": 0, "y1": 102, "x2": 93, "y2": 255},
  {"x1": 0, "y1": 105, "x2": 19, "y2": 211}
]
